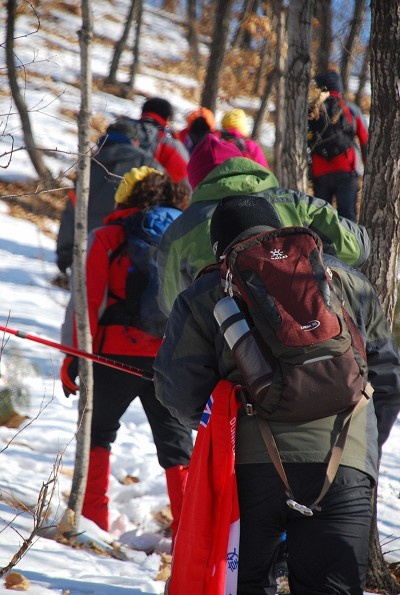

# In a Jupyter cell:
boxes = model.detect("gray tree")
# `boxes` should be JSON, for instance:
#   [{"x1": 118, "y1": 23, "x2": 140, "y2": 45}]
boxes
[
  {"x1": 5, "y1": 0, "x2": 54, "y2": 188},
  {"x1": 62, "y1": 0, "x2": 94, "y2": 535},
  {"x1": 280, "y1": 0, "x2": 315, "y2": 191},
  {"x1": 359, "y1": 0, "x2": 400, "y2": 592},
  {"x1": 339, "y1": 0, "x2": 367, "y2": 95},
  {"x1": 200, "y1": 0, "x2": 234, "y2": 111}
]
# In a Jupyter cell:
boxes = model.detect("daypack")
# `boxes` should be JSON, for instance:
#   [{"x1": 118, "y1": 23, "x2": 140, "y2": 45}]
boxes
[
  {"x1": 123, "y1": 117, "x2": 161, "y2": 156},
  {"x1": 308, "y1": 95, "x2": 356, "y2": 160},
  {"x1": 102, "y1": 206, "x2": 180, "y2": 337},
  {"x1": 220, "y1": 130, "x2": 253, "y2": 160},
  {"x1": 217, "y1": 225, "x2": 373, "y2": 513}
]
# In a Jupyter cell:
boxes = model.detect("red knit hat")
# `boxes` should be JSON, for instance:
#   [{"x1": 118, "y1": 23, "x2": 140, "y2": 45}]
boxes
[{"x1": 187, "y1": 134, "x2": 244, "y2": 190}]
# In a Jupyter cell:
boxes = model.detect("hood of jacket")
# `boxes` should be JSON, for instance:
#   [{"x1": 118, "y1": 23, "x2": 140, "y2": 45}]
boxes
[{"x1": 190, "y1": 157, "x2": 279, "y2": 204}]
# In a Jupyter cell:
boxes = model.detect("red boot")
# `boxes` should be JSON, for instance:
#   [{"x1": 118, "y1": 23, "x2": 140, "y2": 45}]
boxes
[
  {"x1": 81, "y1": 446, "x2": 111, "y2": 531},
  {"x1": 165, "y1": 465, "x2": 189, "y2": 551}
]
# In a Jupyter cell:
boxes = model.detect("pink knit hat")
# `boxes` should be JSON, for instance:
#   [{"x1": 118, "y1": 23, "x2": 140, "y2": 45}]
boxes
[{"x1": 187, "y1": 134, "x2": 244, "y2": 190}]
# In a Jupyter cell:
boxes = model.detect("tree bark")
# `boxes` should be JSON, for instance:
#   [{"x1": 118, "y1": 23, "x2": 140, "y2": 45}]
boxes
[
  {"x1": 339, "y1": 0, "x2": 367, "y2": 96},
  {"x1": 6, "y1": 0, "x2": 54, "y2": 188},
  {"x1": 313, "y1": 0, "x2": 332, "y2": 74},
  {"x1": 360, "y1": 1, "x2": 400, "y2": 591},
  {"x1": 128, "y1": 0, "x2": 143, "y2": 89},
  {"x1": 67, "y1": 0, "x2": 94, "y2": 533},
  {"x1": 280, "y1": 0, "x2": 315, "y2": 191},
  {"x1": 200, "y1": 0, "x2": 234, "y2": 112},
  {"x1": 187, "y1": 0, "x2": 200, "y2": 67},
  {"x1": 105, "y1": 0, "x2": 137, "y2": 86},
  {"x1": 354, "y1": 42, "x2": 370, "y2": 107}
]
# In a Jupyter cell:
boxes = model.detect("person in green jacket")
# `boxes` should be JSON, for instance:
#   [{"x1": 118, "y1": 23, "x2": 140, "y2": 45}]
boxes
[
  {"x1": 153, "y1": 195, "x2": 400, "y2": 595},
  {"x1": 156, "y1": 134, "x2": 371, "y2": 316}
]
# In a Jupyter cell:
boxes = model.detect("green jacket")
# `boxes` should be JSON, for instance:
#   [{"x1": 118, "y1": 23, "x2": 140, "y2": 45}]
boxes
[
  {"x1": 157, "y1": 157, "x2": 370, "y2": 314},
  {"x1": 154, "y1": 253, "x2": 400, "y2": 483}
]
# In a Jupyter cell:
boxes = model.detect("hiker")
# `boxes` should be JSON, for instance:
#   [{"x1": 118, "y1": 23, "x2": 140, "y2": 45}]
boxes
[
  {"x1": 60, "y1": 167, "x2": 193, "y2": 546},
  {"x1": 178, "y1": 106, "x2": 216, "y2": 154},
  {"x1": 157, "y1": 133, "x2": 371, "y2": 316},
  {"x1": 220, "y1": 107, "x2": 270, "y2": 167},
  {"x1": 153, "y1": 194, "x2": 400, "y2": 595},
  {"x1": 308, "y1": 70, "x2": 369, "y2": 222},
  {"x1": 139, "y1": 97, "x2": 190, "y2": 184},
  {"x1": 54, "y1": 117, "x2": 162, "y2": 287}
]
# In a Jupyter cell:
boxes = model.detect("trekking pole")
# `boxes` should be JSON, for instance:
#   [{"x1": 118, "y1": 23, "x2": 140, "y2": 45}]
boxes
[{"x1": 0, "y1": 324, "x2": 154, "y2": 381}]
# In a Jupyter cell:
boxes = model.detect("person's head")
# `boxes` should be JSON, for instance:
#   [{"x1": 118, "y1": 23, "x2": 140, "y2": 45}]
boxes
[
  {"x1": 141, "y1": 97, "x2": 174, "y2": 126},
  {"x1": 97, "y1": 117, "x2": 139, "y2": 147},
  {"x1": 187, "y1": 134, "x2": 244, "y2": 190},
  {"x1": 210, "y1": 194, "x2": 281, "y2": 260},
  {"x1": 115, "y1": 166, "x2": 190, "y2": 211},
  {"x1": 221, "y1": 108, "x2": 249, "y2": 137},
  {"x1": 314, "y1": 71, "x2": 344, "y2": 95},
  {"x1": 185, "y1": 107, "x2": 216, "y2": 152}
]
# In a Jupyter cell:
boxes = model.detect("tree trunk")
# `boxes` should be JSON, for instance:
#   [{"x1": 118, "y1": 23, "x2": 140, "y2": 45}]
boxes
[
  {"x1": 6, "y1": 0, "x2": 54, "y2": 188},
  {"x1": 105, "y1": 0, "x2": 137, "y2": 86},
  {"x1": 187, "y1": 0, "x2": 200, "y2": 67},
  {"x1": 230, "y1": 0, "x2": 256, "y2": 51},
  {"x1": 128, "y1": 0, "x2": 143, "y2": 89},
  {"x1": 67, "y1": 0, "x2": 94, "y2": 533},
  {"x1": 313, "y1": 0, "x2": 332, "y2": 74},
  {"x1": 280, "y1": 0, "x2": 315, "y2": 191},
  {"x1": 354, "y1": 42, "x2": 370, "y2": 107},
  {"x1": 360, "y1": 1, "x2": 400, "y2": 591},
  {"x1": 200, "y1": 0, "x2": 234, "y2": 112},
  {"x1": 339, "y1": 0, "x2": 367, "y2": 96}
]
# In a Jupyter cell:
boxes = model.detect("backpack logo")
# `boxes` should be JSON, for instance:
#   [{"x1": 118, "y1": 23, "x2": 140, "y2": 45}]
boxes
[
  {"x1": 270, "y1": 248, "x2": 288, "y2": 260},
  {"x1": 300, "y1": 320, "x2": 320, "y2": 331}
]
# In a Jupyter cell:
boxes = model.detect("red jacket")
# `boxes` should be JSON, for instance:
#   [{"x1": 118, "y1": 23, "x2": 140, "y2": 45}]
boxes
[
  {"x1": 311, "y1": 92, "x2": 368, "y2": 177},
  {"x1": 62, "y1": 208, "x2": 162, "y2": 358}
]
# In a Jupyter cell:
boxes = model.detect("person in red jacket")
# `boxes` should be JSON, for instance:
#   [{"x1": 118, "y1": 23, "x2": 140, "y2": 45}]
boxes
[
  {"x1": 140, "y1": 97, "x2": 190, "y2": 185},
  {"x1": 60, "y1": 167, "x2": 193, "y2": 547},
  {"x1": 308, "y1": 71, "x2": 369, "y2": 222}
]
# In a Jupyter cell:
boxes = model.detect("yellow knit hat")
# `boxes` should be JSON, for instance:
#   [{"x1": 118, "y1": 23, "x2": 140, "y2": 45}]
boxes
[
  {"x1": 114, "y1": 166, "x2": 163, "y2": 204},
  {"x1": 221, "y1": 108, "x2": 249, "y2": 137}
]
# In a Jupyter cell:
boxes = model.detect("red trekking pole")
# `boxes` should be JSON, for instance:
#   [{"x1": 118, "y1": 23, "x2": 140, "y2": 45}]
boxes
[{"x1": 0, "y1": 324, "x2": 154, "y2": 381}]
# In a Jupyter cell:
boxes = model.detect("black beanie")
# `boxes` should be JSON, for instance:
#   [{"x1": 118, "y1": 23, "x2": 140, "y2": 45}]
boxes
[
  {"x1": 210, "y1": 195, "x2": 282, "y2": 260},
  {"x1": 314, "y1": 71, "x2": 344, "y2": 94},
  {"x1": 141, "y1": 97, "x2": 173, "y2": 121}
]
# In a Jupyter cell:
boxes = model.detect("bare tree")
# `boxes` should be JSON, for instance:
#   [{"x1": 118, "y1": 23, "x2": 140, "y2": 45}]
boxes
[
  {"x1": 61, "y1": 0, "x2": 94, "y2": 535},
  {"x1": 252, "y1": 0, "x2": 287, "y2": 179},
  {"x1": 5, "y1": 0, "x2": 54, "y2": 188},
  {"x1": 200, "y1": 0, "x2": 234, "y2": 112},
  {"x1": 280, "y1": 0, "x2": 315, "y2": 190},
  {"x1": 127, "y1": 0, "x2": 143, "y2": 89},
  {"x1": 105, "y1": 0, "x2": 139, "y2": 87},
  {"x1": 313, "y1": 0, "x2": 333, "y2": 74},
  {"x1": 187, "y1": 0, "x2": 201, "y2": 67},
  {"x1": 354, "y1": 41, "x2": 370, "y2": 107},
  {"x1": 339, "y1": 0, "x2": 367, "y2": 95},
  {"x1": 359, "y1": 0, "x2": 400, "y2": 592}
]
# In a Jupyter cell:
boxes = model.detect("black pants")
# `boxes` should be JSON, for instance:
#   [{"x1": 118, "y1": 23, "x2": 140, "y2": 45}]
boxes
[
  {"x1": 91, "y1": 356, "x2": 193, "y2": 469},
  {"x1": 236, "y1": 463, "x2": 373, "y2": 595},
  {"x1": 312, "y1": 171, "x2": 359, "y2": 222}
]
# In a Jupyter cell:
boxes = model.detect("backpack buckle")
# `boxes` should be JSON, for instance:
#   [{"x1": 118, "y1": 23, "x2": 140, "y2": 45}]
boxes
[
  {"x1": 239, "y1": 389, "x2": 256, "y2": 416},
  {"x1": 286, "y1": 499, "x2": 313, "y2": 517}
]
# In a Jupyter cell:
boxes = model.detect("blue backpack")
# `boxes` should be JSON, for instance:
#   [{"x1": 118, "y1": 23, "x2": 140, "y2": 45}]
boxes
[{"x1": 104, "y1": 205, "x2": 181, "y2": 337}]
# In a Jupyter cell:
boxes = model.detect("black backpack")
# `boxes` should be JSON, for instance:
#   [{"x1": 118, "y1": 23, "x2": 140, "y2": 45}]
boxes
[
  {"x1": 308, "y1": 96, "x2": 356, "y2": 160},
  {"x1": 123, "y1": 117, "x2": 161, "y2": 156},
  {"x1": 216, "y1": 226, "x2": 373, "y2": 514}
]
